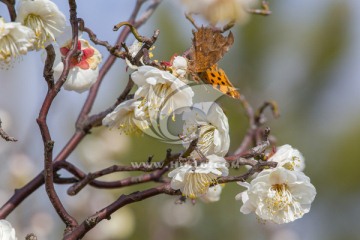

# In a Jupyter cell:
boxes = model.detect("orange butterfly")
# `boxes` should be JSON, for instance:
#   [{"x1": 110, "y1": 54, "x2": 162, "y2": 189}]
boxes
[{"x1": 188, "y1": 27, "x2": 240, "y2": 99}]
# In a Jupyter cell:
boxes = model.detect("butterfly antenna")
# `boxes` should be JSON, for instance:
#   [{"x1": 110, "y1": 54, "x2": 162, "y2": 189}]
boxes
[{"x1": 185, "y1": 13, "x2": 200, "y2": 29}]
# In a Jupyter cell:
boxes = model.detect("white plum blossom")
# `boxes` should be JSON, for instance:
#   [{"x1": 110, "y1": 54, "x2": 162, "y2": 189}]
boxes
[
  {"x1": 200, "y1": 184, "x2": 224, "y2": 203},
  {"x1": 102, "y1": 99, "x2": 149, "y2": 135},
  {"x1": 131, "y1": 65, "x2": 194, "y2": 119},
  {"x1": 235, "y1": 167, "x2": 316, "y2": 224},
  {"x1": 181, "y1": 0, "x2": 253, "y2": 24},
  {"x1": 52, "y1": 29, "x2": 102, "y2": 93},
  {"x1": 269, "y1": 145, "x2": 305, "y2": 171},
  {"x1": 182, "y1": 102, "x2": 230, "y2": 157},
  {"x1": 168, "y1": 154, "x2": 228, "y2": 199},
  {"x1": 171, "y1": 56, "x2": 188, "y2": 80},
  {"x1": 16, "y1": 0, "x2": 66, "y2": 49},
  {"x1": 0, "y1": 219, "x2": 17, "y2": 240},
  {"x1": 0, "y1": 17, "x2": 35, "y2": 65}
]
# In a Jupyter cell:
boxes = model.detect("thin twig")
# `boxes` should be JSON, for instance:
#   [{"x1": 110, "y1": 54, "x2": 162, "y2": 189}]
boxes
[
  {"x1": 227, "y1": 129, "x2": 270, "y2": 161},
  {"x1": 255, "y1": 100, "x2": 280, "y2": 124},
  {"x1": 78, "y1": 18, "x2": 126, "y2": 58},
  {"x1": 0, "y1": 118, "x2": 17, "y2": 142},
  {"x1": 233, "y1": 94, "x2": 256, "y2": 154},
  {"x1": 57, "y1": 160, "x2": 168, "y2": 190},
  {"x1": 218, "y1": 160, "x2": 277, "y2": 183},
  {"x1": 64, "y1": 148, "x2": 180, "y2": 195}
]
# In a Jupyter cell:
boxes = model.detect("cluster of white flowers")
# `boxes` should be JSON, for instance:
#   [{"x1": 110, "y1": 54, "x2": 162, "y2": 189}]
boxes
[
  {"x1": 0, "y1": 17, "x2": 35, "y2": 64},
  {"x1": 16, "y1": 0, "x2": 66, "y2": 50},
  {"x1": 103, "y1": 53, "x2": 229, "y2": 201},
  {"x1": 103, "y1": 52, "x2": 317, "y2": 221},
  {"x1": 103, "y1": 53, "x2": 194, "y2": 135},
  {"x1": 236, "y1": 145, "x2": 316, "y2": 224},
  {"x1": 0, "y1": 0, "x2": 65, "y2": 65},
  {"x1": 162, "y1": 101, "x2": 230, "y2": 201},
  {"x1": 1, "y1": 0, "x2": 102, "y2": 92}
]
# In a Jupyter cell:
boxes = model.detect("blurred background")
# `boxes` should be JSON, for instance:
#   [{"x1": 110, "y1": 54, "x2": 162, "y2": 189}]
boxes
[{"x1": 1, "y1": 0, "x2": 360, "y2": 239}]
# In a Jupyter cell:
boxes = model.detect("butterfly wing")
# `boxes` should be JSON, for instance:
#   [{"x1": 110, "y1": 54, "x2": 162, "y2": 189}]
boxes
[
  {"x1": 199, "y1": 64, "x2": 240, "y2": 99},
  {"x1": 189, "y1": 27, "x2": 234, "y2": 73}
]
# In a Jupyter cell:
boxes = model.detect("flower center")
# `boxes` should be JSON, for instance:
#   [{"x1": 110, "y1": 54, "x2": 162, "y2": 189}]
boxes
[
  {"x1": 265, "y1": 183, "x2": 303, "y2": 220},
  {"x1": 152, "y1": 84, "x2": 172, "y2": 107},
  {"x1": 182, "y1": 172, "x2": 218, "y2": 199},
  {"x1": 145, "y1": 83, "x2": 176, "y2": 119},
  {"x1": 197, "y1": 124, "x2": 216, "y2": 155},
  {"x1": 24, "y1": 14, "x2": 54, "y2": 49},
  {"x1": 267, "y1": 184, "x2": 293, "y2": 210},
  {"x1": 0, "y1": 34, "x2": 19, "y2": 63},
  {"x1": 60, "y1": 41, "x2": 95, "y2": 70},
  {"x1": 117, "y1": 111, "x2": 142, "y2": 135}
]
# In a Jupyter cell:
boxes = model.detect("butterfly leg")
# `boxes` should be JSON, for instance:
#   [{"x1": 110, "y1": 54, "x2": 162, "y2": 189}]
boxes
[{"x1": 221, "y1": 21, "x2": 235, "y2": 33}]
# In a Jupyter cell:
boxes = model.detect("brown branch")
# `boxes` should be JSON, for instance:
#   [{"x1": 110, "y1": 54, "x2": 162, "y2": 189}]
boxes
[
  {"x1": 78, "y1": 18, "x2": 126, "y2": 58},
  {"x1": 135, "y1": 30, "x2": 160, "y2": 64},
  {"x1": 255, "y1": 100, "x2": 280, "y2": 124},
  {"x1": 0, "y1": 118, "x2": 17, "y2": 142},
  {"x1": 63, "y1": 149, "x2": 180, "y2": 195},
  {"x1": 43, "y1": 45, "x2": 56, "y2": 89},
  {"x1": 0, "y1": 0, "x2": 16, "y2": 21},
  {"x1": 219, "y1": 160, "x2": 277, "y2": 183},
  {"x1": 226, "y1": 128, "x2": 270, "y2": 161},
  {"x1": 35, "y1": 1, "x2": 80, "y2": 230},
  {"x1": 53, "y1": 176, "x2": 79, "y2": 185},
  {"x1": 57, "y1": 160, "x2": 167, "y2": 190},
  {"x1": 67, "y1": 167, "x2": 170, "y2": 195},
  {"x1": 63, "y1": 184, "x2": 179, "y2": 240},
  {"x1": 65, "y1": 162, "x2": 164, "y2": 195}
]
